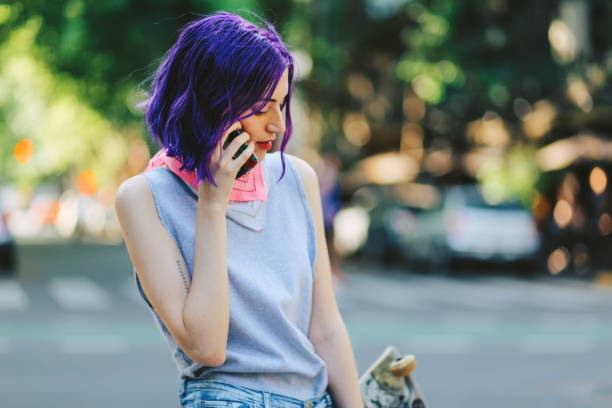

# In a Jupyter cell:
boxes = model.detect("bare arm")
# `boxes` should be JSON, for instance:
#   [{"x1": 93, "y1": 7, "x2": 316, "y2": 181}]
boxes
[
  {"x1": 114, "y1": 177, "x2": 229, "y2": 366},
  {"x1": 182, "y1": 203, "x2": 230, "y2": 366},
  {"x1": 114, "y1": 125, "x2": 255, "y2": 367},
  {"x1": 287, "y1": 155, "x2": 363, "y2": 407}
]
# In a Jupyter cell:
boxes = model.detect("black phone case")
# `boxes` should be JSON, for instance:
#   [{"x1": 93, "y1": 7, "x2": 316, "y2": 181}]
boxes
[{"x1": 223, "y1": 129, "x2": 259, "y2": 179}]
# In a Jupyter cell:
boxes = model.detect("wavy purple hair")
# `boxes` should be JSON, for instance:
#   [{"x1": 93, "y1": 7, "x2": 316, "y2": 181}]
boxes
[{"x1": 145, "y1": 11, "x2": 295, "y2": 187}]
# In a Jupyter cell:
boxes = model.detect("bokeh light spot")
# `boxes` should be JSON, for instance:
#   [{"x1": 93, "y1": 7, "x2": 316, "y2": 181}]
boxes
[
  {"x1": 553, "y1": 199, "x2": 572, "y2": 228},
  {"x1": 466, "y1": 112, "x2": 510, "y2": 147},
  {"x1": 513, "y1": 98, "x2": 532, "y2": 119},
  {"x1": 77, "y1": 170, "x2": 98, "y2": 196},
  {"x1": 436, "y1": 60, "x2": 459, "y2": 84},
  {"x1": 589, "y1": 167, "x2": 607, "y2": 195},
  {"x1": 488, "y1": 83, "x2": 510, "y2": 107},
  {"x1": 411, "y1": 75, "x2": 442, "y2": 104},
  {"x1": 333, "y1": 206, "x2": 370, "y2": 256},
  {"x1": 14, "y1": 139, "x2": 34, "y2": 164},
  {"x1": 292, "y1": 49, "x2": 313, "y2": 80},
  {"x1": 548, "y1": 247, "x2": 570, "y2": 275},
  {"x1": 567, "y1": 78, "x2": 593, "y2": 112},
  {"x1": 599, "y1": 213, "x2": 612, "y2": 236},
  {"x1": 342, "y1": 113, "x2": 371, "y2": 147},
  {"x1": 548, "y1": 19, "x2": 576, "y2": 64},
  {"x1": 347, "y1": 74, "x2": 374, "y2": 101}
]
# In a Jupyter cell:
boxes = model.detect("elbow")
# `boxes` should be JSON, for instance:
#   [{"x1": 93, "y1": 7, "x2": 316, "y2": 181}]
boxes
[
  {"x1": 310, "y1": 315, "x2": 345, "y2": 347},
  {"x1": 181, "y1": 311, "x2": 229, "y2": 367},
  {"x1": 188, "y1": 347, "x2": 226, "y2": 367},
  {"x1": 202, "y1": 351, "x2": 227, "y2": 367}
]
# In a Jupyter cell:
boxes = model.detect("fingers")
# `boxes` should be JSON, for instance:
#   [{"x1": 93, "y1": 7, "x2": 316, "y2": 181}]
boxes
[
  {"x1": 227, "y1": 140, "x2": 256, "y2": 173},
  {"x1": 206, "y1": 123, "x2": 255, "y2": 181},
  {"x1": 220, "y1": 122, "x2": 243, "y2": 148},
  {"x1": 210, "y1": 139, "x2": 254, "y2": 182},
  {"x1": 220, "y1": 131, "x2": 251, "y2": 167},
  {"x1": 209, "y1": 123, "x2": 246, "y2": 169}
]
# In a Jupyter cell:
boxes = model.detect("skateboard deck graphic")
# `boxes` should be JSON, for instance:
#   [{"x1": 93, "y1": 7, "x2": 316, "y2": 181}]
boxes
[{"x1": 359, "y1": 346, "x2": 426, "y2": 408}]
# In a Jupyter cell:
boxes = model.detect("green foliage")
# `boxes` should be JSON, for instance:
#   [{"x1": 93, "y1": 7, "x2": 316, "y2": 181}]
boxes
[
  {"x1": 477, "y1": 146, "x2": 540, "y2": 205},
  {"x1": 0, "y1": 15, "x2": 127, "y2": 187},
  {"x1": 1, "y1": 0, "x2": 611, "y2": 201}
]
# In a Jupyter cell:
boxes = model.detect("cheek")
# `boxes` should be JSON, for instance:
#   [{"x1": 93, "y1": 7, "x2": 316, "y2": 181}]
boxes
[{"x1": 240, "y1": 118, "x2": 262, "y2": 137}]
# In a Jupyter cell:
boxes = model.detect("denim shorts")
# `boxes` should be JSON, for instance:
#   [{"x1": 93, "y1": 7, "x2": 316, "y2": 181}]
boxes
[{"x1": 178, "y1": 379, "x2": 334, "y2": 408}]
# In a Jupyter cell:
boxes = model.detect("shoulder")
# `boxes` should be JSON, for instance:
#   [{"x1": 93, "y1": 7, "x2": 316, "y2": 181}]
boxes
[
  {"x1": 285, "y1": 154, "x2": 321, "y2": 212},
  {"x1": 114, "y1": 174, "x2": 154, "y2": 217},
  {"x1": 116, "y1": 174, "x2": 149, "y2": 202},
  {"x1": 285, "y1": 153, "x2": 318, "y2": 191}
]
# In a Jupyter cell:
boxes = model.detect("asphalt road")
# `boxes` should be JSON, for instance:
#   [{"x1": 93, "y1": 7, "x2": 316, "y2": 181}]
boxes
[{"x1": 1, "y1": 242, "x2": 611, "y2": 407}]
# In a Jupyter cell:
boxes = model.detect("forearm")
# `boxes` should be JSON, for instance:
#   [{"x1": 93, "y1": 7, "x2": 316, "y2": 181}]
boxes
[
  {"x1": 182, "y1": 204, "x2": 230, "y2": 364},
  {"x1": 313, "y1": 320, "x2": 363, "y2": 408}
]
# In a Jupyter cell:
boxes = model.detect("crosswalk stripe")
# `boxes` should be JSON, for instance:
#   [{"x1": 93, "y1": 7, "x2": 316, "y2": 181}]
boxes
[
  {"x1": 521, "y1": 335, "x2": 593, "y2": 353},
  {"x1": 440, "y1": 311, "x2": 504, "y2": 326},
  {"x1": 49, "y1": 277, "x2": 111, "y2": 311},
  {"x1": 406, "y1": 335, "x2": 474, "y2": 353},
  {"x1": 537, "y1": 315, "x2": 600, "y2": 329},
  {"x1": 58, "y1": 335, "x2": 127, "y2": 354},
  {"x1": 0, "y1": 280, "x2": 28, "y2": 311}
]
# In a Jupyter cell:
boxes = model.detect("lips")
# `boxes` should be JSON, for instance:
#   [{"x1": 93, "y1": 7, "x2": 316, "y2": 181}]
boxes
[{"x1": 256, "y1": 140, "x2": 274, "y2": 150}]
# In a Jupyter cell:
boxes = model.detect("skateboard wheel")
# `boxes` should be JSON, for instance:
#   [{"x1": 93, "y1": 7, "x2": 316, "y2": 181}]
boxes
[
  {"x1": 389, "y1": 354, "x2": 417, "y2": 377},
  {"x1": 412, "y1": 399, "x2": 426, "y2": 408}
]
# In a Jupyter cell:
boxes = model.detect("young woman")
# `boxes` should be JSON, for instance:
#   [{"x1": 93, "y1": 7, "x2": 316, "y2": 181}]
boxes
[{"x1": 114, "y1": 11, "x2": 363, "y2": 408}]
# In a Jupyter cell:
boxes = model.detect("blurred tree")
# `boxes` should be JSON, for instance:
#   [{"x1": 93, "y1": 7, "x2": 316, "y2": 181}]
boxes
[
  {"x1": 1, "y1": 0, "x2": 611, "y2": 201},
  {"x1": 0, "y1": 14, "x2": 127, "y2": 188}
]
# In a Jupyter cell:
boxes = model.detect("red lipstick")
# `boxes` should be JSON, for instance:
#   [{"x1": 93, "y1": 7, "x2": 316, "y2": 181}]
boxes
[{"x1": 256, "y1": 140, "x2": 273, "y2": 150}]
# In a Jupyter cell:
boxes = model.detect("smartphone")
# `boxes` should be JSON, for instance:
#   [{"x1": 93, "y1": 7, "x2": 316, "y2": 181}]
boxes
[{"x1": 222, "y1": 129, "x2": 259, "y2": 179}]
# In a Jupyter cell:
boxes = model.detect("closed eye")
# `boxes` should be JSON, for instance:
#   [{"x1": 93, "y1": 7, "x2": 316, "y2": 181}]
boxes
[
  {"x1": 255, "y1": 94, "x2": 288, "y2": 114},
  {"x1": 253, "y1": 102, "x2": 269, "y2": 115}
]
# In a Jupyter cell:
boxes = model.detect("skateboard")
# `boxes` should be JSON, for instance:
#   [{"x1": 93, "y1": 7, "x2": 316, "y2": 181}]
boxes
[{"x1": 359, "y1": 346, "x2": 427, "y2": 408}]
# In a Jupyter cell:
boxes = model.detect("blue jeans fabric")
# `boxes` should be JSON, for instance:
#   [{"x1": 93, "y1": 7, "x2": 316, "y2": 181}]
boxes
[{"x1": 179, "y1": 379, "x2": 334, "y2": 408}]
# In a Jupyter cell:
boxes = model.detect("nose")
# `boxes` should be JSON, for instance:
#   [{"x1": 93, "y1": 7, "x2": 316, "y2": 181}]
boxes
[{"x1": 266, "y1": 108, "x2": 286, "y2": 134}]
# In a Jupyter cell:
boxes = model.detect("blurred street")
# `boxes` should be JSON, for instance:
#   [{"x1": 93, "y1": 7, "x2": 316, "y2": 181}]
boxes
[{"x1": 1, "y1": 243, "x2": 611, "y2": 407}]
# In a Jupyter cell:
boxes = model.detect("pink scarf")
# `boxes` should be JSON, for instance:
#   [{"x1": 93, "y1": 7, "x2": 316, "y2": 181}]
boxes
[{"x1": 144, "y1": 149, "x2": 268, "y2": 202}]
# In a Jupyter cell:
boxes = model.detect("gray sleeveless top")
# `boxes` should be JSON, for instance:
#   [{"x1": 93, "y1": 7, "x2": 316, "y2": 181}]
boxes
[{"x1": 135, "y1": 151, "x2": 328, "y2": 399}]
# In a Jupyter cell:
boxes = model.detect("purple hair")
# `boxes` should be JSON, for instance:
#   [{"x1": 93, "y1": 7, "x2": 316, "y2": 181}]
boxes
[{"x1": 144, "y1": 11, "x2": 295, "y2": 187}]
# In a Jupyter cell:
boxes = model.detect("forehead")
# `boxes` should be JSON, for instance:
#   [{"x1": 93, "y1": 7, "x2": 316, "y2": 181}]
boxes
[{"x1": 270, "y1": 68, "x2": 289, "y2": 99}]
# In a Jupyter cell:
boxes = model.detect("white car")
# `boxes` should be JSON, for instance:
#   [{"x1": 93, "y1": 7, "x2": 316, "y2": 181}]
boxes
[{"x1": 393, "y1": 185, "x2": 541, "y2": 271}]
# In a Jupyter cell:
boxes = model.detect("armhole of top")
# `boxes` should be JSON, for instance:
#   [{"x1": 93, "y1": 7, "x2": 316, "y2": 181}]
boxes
[
  {"x1": 144, "y1": 169, "x2": 195, "y2": 276},
  {"x1": 134, "y1": 267, "x2": 153, "y2": 309},
  {"x1": 134, "y1": 171, "x2": 182, "y2": 308},
  {"x1": 285, "y1": 157, "x2": 318, "y2": 280},
  {"x1": 142, "y1": 171, "x2": 176, "y2": 241}
]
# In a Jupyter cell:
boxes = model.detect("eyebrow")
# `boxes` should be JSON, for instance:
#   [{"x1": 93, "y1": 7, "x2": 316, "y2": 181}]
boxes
[{"x1": 260, "y1": 95, "x2": 288, "y2": 103}]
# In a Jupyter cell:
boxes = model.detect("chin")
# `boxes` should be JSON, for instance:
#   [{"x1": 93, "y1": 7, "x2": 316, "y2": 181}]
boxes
[{"x1": 254, "y1": 150, "x2": 266, "y2": 163}]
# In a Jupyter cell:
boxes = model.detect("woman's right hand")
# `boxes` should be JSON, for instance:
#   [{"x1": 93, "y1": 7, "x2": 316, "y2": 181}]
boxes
[{"x1": 196, "y1": 123, "x2": 255, "y2": 213}]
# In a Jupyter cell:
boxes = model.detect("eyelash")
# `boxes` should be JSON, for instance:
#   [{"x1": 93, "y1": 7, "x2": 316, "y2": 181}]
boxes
[{"x1": 255, "y1": 102, "x2": 286, "y2": 115}]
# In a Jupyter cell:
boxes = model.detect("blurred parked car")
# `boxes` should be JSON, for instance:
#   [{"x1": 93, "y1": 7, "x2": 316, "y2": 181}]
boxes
[
  {"x1": 0, "y1": 210, "x2": 17, "y2": 275},
  {"x1": 392, "y1": 184, "x2": 541, "y2": 272},
  {"x1": 355, "y1": 182, "x2": 439, "y2": 266}
]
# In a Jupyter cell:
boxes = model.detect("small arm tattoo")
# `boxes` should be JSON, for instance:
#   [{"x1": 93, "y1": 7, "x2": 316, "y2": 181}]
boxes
[{"x1": 176, "y1": 259, "x2": 190, "y2": 292}]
